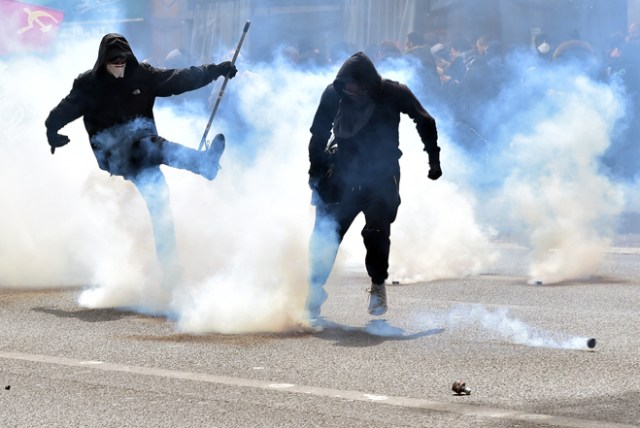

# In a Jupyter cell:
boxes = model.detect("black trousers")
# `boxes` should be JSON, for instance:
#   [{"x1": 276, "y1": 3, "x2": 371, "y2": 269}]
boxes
[{"x1": 309, "y1": 174, "x2": 401, "y2": 287}]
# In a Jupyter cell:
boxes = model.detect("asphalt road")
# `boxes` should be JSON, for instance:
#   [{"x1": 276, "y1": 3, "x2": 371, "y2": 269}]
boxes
[{"x1": 1, "y1": 241, "x2": 639, "y2": 428}]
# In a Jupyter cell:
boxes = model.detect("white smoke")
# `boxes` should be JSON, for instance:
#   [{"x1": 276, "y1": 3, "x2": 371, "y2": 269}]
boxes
[
  {"x1": 0, "y1": 21, "x2": 631, "y2": 334},
  {"x1": 0, "y1": 34, "x2": 496, "y2": 333},
  {"x1": 486, "y1": 63, "x2": 625, "y2": 284},
  {"x1": 444, "y1": 304, "x2": 594, "y2": 350},
  {"x1": 391, "y1": 129, "x2": 497, "y2": 283},
  {"x1": 80, "y1": 63, "x2": 330, "y2": 332},
  {"x1": 0, "y1": 36, "x2": 104, "y2": 287}
]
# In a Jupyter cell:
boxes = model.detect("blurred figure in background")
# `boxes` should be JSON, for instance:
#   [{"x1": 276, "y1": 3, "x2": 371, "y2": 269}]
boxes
[{"x1": 405, "y1": 31, "x2": 442, "y2": 100}]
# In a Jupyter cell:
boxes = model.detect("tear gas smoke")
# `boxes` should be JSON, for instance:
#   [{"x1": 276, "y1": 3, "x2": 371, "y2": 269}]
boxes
[
  {"x1": 0, "y1": 13, "x2": 633, "y2": 333},
  {"x1": 390, "y1": 136, "x2": 497, "y2": 283},
  {"x1": 475, "y1": 53, "x2": 626, "y2": 284},
  {"x1": 364, "y1": 319, "x2": 406, "y2": 337},
  {"x1": 0, "y1": 36, "x2": 494, "y2": 333},
  {"x1": 419, "y1": 304, "x2": 595, "y2": 350}
]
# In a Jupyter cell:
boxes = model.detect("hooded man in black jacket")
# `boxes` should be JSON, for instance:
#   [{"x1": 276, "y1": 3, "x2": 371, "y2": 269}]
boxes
[
  {"x1": 45, "y1": 33, "x2": 237, "y2": 289},
  {"x1": 307, "y1": 51, "x2": 441, "y2": 322}
]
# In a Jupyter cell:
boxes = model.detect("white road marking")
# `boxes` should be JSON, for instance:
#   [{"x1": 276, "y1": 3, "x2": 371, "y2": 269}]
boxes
[
  {"x1": 363, "y1": 394, "x2": 389, "y2": 401},
  {"x1": 268, "y1": 383, "x2": 294, "y2": 388},
  {"x1": 0, "y1": 350, "x2": 635, "y2": 428}
]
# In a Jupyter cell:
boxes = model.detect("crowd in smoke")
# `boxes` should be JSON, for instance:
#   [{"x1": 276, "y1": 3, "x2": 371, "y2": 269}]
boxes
[{"x1": 0, "y1": 5, "x2": 637, "y2": 334}]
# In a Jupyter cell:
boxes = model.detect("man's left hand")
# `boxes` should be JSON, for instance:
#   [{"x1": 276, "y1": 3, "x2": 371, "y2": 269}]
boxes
[{"x1": 215, "y1": 61, "x2": 238, "y2": 79}]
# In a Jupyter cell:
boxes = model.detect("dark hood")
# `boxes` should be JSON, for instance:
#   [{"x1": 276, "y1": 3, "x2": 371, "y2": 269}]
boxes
[
  {"x1": 333, "y1": 52, "x2": 383, "y2": 98},
  {"x1": 93, "y1": 33, "x2": 139, "y2": 75}
]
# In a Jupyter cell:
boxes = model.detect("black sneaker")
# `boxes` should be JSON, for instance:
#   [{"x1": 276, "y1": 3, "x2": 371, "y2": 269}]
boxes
[
  {"x1": 367, "y1": 281, "x2": 387, "y2": 316},
  {"x1": 202, "y1": 133, "x2": 225, "y2": 180}
]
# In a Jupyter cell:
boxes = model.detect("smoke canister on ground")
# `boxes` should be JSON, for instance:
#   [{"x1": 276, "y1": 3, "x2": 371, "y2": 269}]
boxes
[{"x1": 452, "y1": 380, "x2": 471, "y2": 395}]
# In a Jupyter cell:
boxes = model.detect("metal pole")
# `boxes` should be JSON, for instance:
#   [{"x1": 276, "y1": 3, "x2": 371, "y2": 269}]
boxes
[{"x1": 198, "y1": 20, "x2": 251, "y2": 151}]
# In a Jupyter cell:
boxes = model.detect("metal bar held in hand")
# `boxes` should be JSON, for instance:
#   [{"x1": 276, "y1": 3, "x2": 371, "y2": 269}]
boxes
[{"x1": 198, "y1": 20, "x2": 251, "y2": 151}]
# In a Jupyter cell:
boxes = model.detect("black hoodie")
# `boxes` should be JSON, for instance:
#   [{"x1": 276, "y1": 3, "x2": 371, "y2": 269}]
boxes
[
  {"x1": 309, "y1": 52, "x2": 439, "y2": 184},
  {"x1": 46, "y1": 33, "x2": 224, "y2": 140}
]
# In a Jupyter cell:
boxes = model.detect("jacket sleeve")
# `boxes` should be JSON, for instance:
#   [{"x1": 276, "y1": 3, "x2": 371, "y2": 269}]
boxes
[
  {"x1": 150, "y1": 64, "x2": 220, "y2": 97},
  {"x1": 396, "y1": 83, "x2": 440, "y2": 165},
  {"x1": 45, "y1": 77, "x2": 88, "y2": 134},
  {"x1": 309, "y1": 85, "x2": 340, "y2": 177}
]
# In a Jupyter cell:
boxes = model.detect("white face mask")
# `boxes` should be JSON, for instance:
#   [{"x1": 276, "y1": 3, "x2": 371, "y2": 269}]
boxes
[
  {"x1": 106, "y1": 63, "x2": 126, "y2": 78},
  {"x1": 537, "y1": 42, "x2": 551, "y2": 54}
]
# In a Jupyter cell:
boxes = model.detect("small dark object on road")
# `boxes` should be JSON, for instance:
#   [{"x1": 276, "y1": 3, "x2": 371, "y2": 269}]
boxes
[
  {"x1": 392, "y1": 281, "x2": 400, "y2": 285},
  {"x1": 587, "y1": 338, "x2": 596, "y2": 349},
  {"x1": 452, "y1": 380, "x2": 471, "y2": 395},
  {"x1": 4, "y1": 385, "x2": 10, "y2": 390}
]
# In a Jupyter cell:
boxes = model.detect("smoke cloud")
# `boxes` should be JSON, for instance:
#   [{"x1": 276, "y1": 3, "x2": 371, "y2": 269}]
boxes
[
  {"x1": 480, "y1": 54, "x2": 626, "y2": 283},
  {"x1": 0, "y1": 5, "x2": 632, "y2": 334}
]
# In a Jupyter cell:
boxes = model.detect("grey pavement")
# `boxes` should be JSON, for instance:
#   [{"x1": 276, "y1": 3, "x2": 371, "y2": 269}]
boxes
[{"x1": 1, "y1": 241, "x2": 639, "y2": 428}]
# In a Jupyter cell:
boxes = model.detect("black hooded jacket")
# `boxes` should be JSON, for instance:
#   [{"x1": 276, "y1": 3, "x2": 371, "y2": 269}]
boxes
[
  {"x1": 45, "y1": 33, "x2": 225, "y2": 139},
  {"x1": 309, "y1": 52, "x2": 439, "y2": 186}
]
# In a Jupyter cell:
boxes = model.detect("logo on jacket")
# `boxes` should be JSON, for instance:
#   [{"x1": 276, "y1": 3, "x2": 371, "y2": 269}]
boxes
[{"x1": 132, "y1": 89, "x2": 141, "y2": 95}]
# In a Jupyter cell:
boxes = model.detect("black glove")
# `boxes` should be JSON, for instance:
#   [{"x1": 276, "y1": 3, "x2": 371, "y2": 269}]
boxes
[
  {"x1": 47, "y1": 130, "x2": 70, "y2": 154},
  {"x1": 213, "y1": 61, "x2": 238, "y2": 79},
  {"x1": 428, "y1": 164, "x2": 442, "y2": 180},
  {"x1": 427, "y1": 147, "x2": 441, "y2": 180}
]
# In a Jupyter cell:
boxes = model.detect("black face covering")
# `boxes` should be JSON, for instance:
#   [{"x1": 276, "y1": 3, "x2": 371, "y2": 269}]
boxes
[
  {"x1": 331, "y1": 52, "x2": 382, "y2": 139},
  {"x1": 332, "y1": 93, "x2": 375, "y2": 139}
]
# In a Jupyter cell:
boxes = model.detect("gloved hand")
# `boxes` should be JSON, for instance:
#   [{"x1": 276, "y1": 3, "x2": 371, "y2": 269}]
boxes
[
  {"x1": 213, "y1": 61, "x2": 238, "y2": 79},
  {"x1": 427, "y1": 147, "x2": 442, "y2": 180},
  {"x1": 47, "y1": 130, "x2": 70, "y2": 154},
  {"x1": 428, "y1": 164, "x2": 442, "y2": 180}
]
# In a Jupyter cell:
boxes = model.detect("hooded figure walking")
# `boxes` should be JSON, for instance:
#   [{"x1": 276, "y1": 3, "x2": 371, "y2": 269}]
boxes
[
  {"x1": 45, "y1": 33, "x2": 237, "y2": 289},
  {"x1": 307, "y1": 51, "x2": 441, "y2": 322}
]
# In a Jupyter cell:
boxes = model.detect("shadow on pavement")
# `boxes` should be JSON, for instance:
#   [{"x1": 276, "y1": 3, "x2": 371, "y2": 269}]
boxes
[
  {"x1": 313, "y1": 319, "x2": 445, "y2": 347},
  {"x1": 129, "y1": 330, "x2": 311, "y2": 345},
  {"x1": 31, "y1": 307, "x2": 140, "y2": 322}
]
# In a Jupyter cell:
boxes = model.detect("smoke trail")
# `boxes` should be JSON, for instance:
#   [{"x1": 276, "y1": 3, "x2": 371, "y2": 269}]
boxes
[{"x1": 444, "y1": 304, "x2": 594, "y2": 350}]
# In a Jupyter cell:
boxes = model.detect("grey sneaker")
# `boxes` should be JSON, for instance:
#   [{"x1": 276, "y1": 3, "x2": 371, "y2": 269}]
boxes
[
  {"x1": 202, "y1": 133, "x2": 225, "y2": 180},
  {"x1": 367, "y1": 281, "x2": 387, "y2": 316}
]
